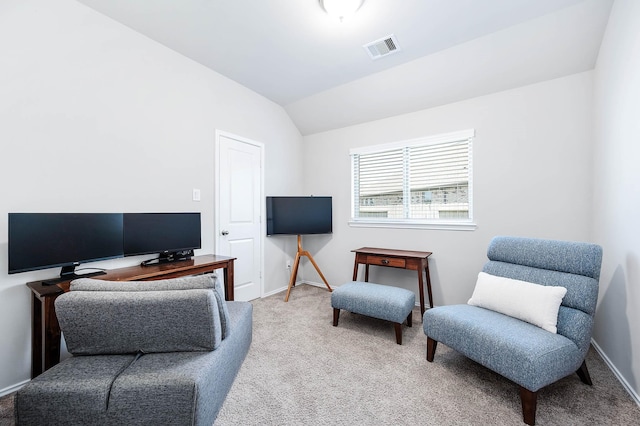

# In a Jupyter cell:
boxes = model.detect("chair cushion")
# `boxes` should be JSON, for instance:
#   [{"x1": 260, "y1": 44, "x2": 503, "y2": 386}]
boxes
[
  {"x1": 486, "y1": 236, "x2": 603, "y2": 279},
  {"x1": 468, "y1": 272, "x2": 567, "y2": 333},
  {"x1": 423, "y1": 304, "x2": 583, "y2": 391}
]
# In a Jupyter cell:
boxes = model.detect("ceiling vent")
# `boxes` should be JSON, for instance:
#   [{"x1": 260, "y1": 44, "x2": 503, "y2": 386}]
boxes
[{"x1": 363, "y1": 34, "x2": 400, "y2": 60}]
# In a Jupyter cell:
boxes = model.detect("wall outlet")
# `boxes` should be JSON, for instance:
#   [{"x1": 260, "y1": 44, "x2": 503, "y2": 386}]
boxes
[
  {"x1": 192, "y1": 188, "x2": 201, "y2": 201},
  {"x1": 286, "y1": 260, "x2": 292, "y2": 269}
]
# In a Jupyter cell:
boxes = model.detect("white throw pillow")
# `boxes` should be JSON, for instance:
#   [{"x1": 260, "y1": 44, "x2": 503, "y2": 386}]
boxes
[{"x1": 467, "y1": 272, "x2": 567, "y2": 333}]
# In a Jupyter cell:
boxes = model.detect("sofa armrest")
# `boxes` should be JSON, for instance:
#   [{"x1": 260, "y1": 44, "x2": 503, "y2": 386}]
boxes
[{"x1": 55, "y1": 289, "x2": 222, "y2": 355}]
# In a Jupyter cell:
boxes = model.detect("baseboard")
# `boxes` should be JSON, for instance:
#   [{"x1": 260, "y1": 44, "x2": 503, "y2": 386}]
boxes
[
  {"x1": 591, "y1": 338, "x2": 640, "y2": 408},
  {"x1": 262, "y1": 286, "x2": 287, "y2": 298},
  {"x1": 0, "y1": 379, "x2": 28, "y2": 397},
  {"x1": 303, "y1": 280, "x2": 335, "y2": 290},
  {"x1": 262, "y1": 280, "x2": 335, "y2": 299},
  {"x1": 261, "y1": 280, "x2": 308, "y2": 298}
]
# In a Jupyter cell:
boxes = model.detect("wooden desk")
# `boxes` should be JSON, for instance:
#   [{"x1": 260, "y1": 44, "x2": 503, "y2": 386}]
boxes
[
  {"x1": 26, "y1": 254, "x2": 235, "y2": 378},
  {"x1": 352, "y1": 247, "x2": 433, "y2": 317}
]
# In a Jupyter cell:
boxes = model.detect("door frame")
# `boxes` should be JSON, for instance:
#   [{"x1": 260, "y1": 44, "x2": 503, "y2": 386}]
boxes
[{"x1": 214, "y1": 129, "x2": 265, "y2": 299}]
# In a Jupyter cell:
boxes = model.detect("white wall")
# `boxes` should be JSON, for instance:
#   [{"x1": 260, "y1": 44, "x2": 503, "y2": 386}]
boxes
[
  {"x1": 592, "y1": 0, "x2": 640, "y2": 402},
  {"x1": 301, "y1": 72, "x2": 594, "y2": 306},
  {"x1": 0, "y1": 0, "x2": 302, "y2": 393}
]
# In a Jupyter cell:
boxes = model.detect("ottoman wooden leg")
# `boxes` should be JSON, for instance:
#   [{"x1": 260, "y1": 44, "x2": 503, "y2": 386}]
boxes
[
  {"x1": 407, "y1": 311, "x2": 412, "y2": 327},
  {"x1": 394, "y1": 323, "x2": 402, "y2": 345},
  {"x1": 333, "y1": 308, "x2": 340, "y2": 326}
]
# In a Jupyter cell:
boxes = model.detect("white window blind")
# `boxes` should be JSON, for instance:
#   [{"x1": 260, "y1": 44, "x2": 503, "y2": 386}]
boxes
[{"x1": 350, "y1": 129, "x2": 475, "y2": 230}]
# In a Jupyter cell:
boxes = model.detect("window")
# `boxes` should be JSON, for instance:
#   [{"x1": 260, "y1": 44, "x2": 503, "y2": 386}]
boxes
[{"x1": 350, "y1": 129, "x2": 475, "y2": 230}]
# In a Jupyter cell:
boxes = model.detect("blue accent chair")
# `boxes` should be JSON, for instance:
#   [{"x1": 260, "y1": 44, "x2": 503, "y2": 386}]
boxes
[{"x1": 423, "y1": 236, "x2": 603, "y2": 425}]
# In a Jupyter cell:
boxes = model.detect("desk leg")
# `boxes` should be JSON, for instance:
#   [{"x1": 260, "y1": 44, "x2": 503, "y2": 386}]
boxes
[
  {"x1": 44, "y1": 297, "x2": 62, "y2": 373},
  {"x1": 31, "y1": 293, "x2": 43, "y2": 378},
  {"x1": 32, "y1": 294, "x2": 63, "y2": 378},
  {"x1": 352, "y1": 262, "x2": 359, "y2": 281},
  {"x1": 364, "y1": 264, "x2": 370, "y2": 282},
  {"x1": 224, "y1": 262, "x2": 235, "y2": 301}
]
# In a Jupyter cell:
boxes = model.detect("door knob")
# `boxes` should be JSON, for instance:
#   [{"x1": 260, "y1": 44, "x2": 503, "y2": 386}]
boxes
[{"x1": 221, "y1": 230, "x2": 229, "y2": 236}]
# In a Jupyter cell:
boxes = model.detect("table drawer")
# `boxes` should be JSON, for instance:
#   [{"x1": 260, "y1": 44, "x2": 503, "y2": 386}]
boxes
[{"x1": 367, "y1": 255, "x2": 406, "y2": 268}]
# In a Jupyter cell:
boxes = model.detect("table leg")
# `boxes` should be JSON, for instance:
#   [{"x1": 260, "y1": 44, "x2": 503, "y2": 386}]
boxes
[
  {"x1": 31, "y1": 293, "x2": 43, "y2": 378},
  {"x1": 32, "y1": 293, "x2": 63, "y2": 378},
  {"x1": 417, "y1": 268, "x2": 426, "y2": 318},
  {"x1": 352, "y1": 262, "x2": 359, "y2": 281},
  {"x1": 425, "y1": 264, "x2": 433, "y2": 309},
  {"x1": 42, "y1": 296, "x2": 61, "y2": 376},
  {"x1": 223, "y1": 262, "x2": 235, "y2": 301},
  {"x1": 365, "y1": 264, "x2": 370, "y2": 282}
]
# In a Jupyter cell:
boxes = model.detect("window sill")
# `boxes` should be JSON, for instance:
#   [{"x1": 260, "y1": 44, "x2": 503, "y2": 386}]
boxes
[{"x1": 348, "y1": 219, "x2": 477, "y2": 231}]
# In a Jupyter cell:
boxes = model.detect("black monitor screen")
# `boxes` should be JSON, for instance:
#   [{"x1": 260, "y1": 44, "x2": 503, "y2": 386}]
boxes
[
  {"x1": 8, "y1": 213, "x2": 124, "y2": 274},
  {"x1": 123, "y1": 213, "x2": 201, "y2": 256},
  {"x1": 266, "y1": 196, "x2": 332, "y2": 236}
]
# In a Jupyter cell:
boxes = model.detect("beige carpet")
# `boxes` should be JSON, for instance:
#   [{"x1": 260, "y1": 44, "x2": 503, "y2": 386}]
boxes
[
  {"x1": 215, "y1": 284, "x2": 638, "y2": 425},
  {"x1": 1, "y1": 284, "x2": 638, "y2": 425}
]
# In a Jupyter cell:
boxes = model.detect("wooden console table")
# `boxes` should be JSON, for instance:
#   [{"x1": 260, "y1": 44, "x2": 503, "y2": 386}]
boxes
[
  {"x1": 352, "y1": 247, "x2": 433, "y2": 317},
  {"x1": 26, "y1": 254, "x2": 235, "y2": 378}
]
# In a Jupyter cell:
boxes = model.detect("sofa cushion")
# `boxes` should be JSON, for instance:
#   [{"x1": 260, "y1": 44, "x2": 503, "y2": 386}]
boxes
[
  {"x1": 71, "y1": 273, "x2": 232, "y2": 339},
  {"x1": 468, "y1": 272, "x2": 566, "y2": 333},
  {"x1": 15, "y1": 354, "x2": 137, "y2": 425},
  {"x1": 109, "y1": 302, "x2": 252, "y2": 425},
  {"x1": 56, "y1": 289, "x2": 222, "y2": 354}
]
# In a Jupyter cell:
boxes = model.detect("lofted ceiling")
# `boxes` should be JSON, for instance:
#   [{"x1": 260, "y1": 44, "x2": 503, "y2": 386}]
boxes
[{"x1": 75, "y1": 0, "x2": 613, "y2": 135}]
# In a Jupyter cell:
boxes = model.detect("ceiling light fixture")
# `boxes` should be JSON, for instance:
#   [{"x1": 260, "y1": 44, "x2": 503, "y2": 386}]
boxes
[{"x1": 320, "y1": 0, "x2": 365, "y2": 22}]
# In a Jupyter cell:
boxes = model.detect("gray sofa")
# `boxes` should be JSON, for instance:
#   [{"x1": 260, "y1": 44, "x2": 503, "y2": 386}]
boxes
[{"x1": 16, "y1": 275, "x2": 252, "y2": 425}]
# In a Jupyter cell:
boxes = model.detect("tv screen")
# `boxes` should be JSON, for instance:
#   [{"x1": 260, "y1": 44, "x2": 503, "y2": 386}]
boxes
[
  {"x1": 8, "y1": 213, "x2": 124, "y2": 275},
  {"x1": 266, "y1": 196, "x2": 332, "y2": 236},
  {"x1": 123, "y1": 213, "x2": 201, "y2": 257}
]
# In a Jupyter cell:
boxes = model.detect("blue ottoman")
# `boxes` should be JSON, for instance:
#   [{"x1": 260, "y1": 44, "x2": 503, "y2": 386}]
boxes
[{"x1": 331, "y1": 281, "x2": 415, "y2": 344}]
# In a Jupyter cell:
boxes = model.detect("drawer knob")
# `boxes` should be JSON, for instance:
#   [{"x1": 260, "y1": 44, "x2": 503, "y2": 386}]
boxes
[{"x1": 381, "y1": 259, "x2": 389, "y2": 265}]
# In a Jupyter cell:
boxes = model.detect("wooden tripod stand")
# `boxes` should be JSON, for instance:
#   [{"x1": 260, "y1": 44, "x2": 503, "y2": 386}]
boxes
[{"x1": 284, "y1": 235, "x2": 332, "y2": 302}]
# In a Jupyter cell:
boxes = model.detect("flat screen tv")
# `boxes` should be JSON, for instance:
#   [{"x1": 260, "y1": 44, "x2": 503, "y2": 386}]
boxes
[
  {"x1": 123, "y1": 213, "x2": 201, "y2": 265},
  {"x1": 266, "y1": 196, "x2": 332, "y2": 236},
  {"x1": 8, "y1": 213, "x2": 124, "y2": 282}
]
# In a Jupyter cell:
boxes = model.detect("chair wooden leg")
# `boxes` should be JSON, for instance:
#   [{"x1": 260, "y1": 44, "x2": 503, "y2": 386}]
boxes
[
  {"x1": 426, "y1": 337, "x2": 437, "y2": 362},
  {"x1": 333, "y1": 308, "x2": 340, "y2": 326},
  {"x1": 406, "y1": 311, "x2": 413, "y2": 327},
  {"x1": 394, "y1": 323, "x2": 402, "y2": 345},
  {"x1": 519, "y1": 387, "x2": 538, "y2": 426},
  {"x1": 576, "y1": 360, "x2": 593, "y2": 385}
]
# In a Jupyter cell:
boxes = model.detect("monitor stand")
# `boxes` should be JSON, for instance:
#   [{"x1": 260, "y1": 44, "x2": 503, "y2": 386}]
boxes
[
  {"x1": 284, "y1": 235, "x2": 332, "y2": 302},
  {"x1": 41, "y1": 265, "x2": 106, "y2": 286}
]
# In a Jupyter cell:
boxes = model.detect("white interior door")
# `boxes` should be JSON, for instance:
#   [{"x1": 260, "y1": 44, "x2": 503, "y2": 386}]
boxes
[{"x1": 216, "y1": 132, "x2": 263, "y2": 301}]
